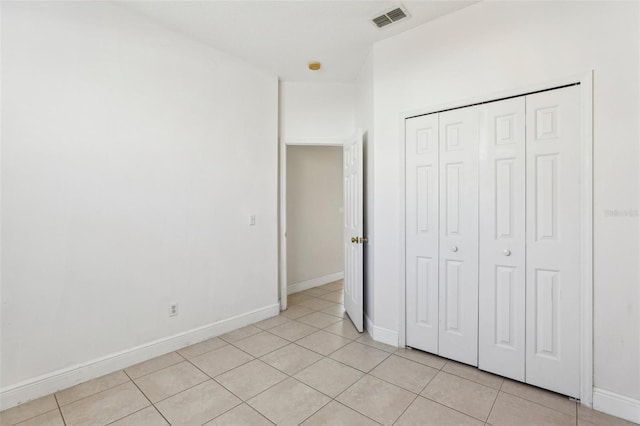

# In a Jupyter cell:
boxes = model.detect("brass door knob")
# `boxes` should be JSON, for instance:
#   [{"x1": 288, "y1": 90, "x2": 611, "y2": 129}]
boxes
[
  {"x1": 359, "y1": 237, "x2": 368, "y2": 244},
  {"x1": 351, "y1": 237, "x2": 358, "y2": 243}
]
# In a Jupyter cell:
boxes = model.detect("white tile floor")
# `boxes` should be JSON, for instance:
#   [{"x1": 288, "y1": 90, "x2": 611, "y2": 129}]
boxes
[{"x1": 1, "y1": 280, "x2": 637, "y2": 426}]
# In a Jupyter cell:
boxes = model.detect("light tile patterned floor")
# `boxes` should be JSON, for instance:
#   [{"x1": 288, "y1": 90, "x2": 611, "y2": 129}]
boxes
[{"x1": 2, "y1": 280, "x2": 637, "y2": 426}]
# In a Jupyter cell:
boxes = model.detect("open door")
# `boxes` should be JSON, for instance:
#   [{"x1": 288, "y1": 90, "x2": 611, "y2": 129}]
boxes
[{"x1": 343, "y1": 129, "x2": 364, "y2": 332}]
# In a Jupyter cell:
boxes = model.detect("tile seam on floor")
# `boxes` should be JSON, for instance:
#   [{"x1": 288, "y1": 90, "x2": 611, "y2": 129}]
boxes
[
  {"x1": 328, "y1": 342, "x2": 392, "y2": 374},
  {"x1": 494, "y1": 390, "x2": 578, "y2": 420},
  {"x1": 332, "y1": 399, "x2": 385, "y2": 426},
  {"x1": 260, "y1": 348, "x2": 324, "y2": 377},
  {"x1": 416, "y1": 393, "x2": 496, "y2": 426},
  {"x1": 190, "y1": 396, "x2": 244, "y2": 426},
  {"x1": 103, "y1": 406, "x2": 152, "y2": 426},
  {"x1": 333, "y1": 373, "x2": 409, "y2": 426},
  {"x1": 197, "y1": 344, "x2": 350, "y2": 425},
  {"x1": 10, "y1": 408, "x2": 63, "y2": 426},
  {"x1": 212, "y1": 360, "x2": 290, "y2": 405},
  {"x1": 292, "y1": 340, "x2": 349, "y2": 358},
  {"x1": 421, "y1": 370, "x2": 501, "y2": 423},
  {"x1": 249, "y1": 403, "x2": 278, "y2": 426},
  {"x1": 499, "y1": 384, "x2": 577, "y2": 416},
  {"x1": 177, "y1": 340, "x2": 230, "y2": 359},
  {"x1": 484, "y1": 382, "x2": 501, "y2": 424},
  {"x1": 392, "y1": 391, "x2": 421, "y2": 425},
  {"x1": 122, "y1": 368, "x2": 171, "y2": 426},
  {"x1": 442, "y1": 362, "x2": 504, "y2": 390},
  {"x1": 370, "y1": 358, "x2": 439, "y2": 397},
  {"x1": 54, "y1": 370, "x2": 133, "y2": 408},
  {"x1": 394, "y1": 349, "x2": 448, "y2": 370},
  {"x1": 240, "y1": 376, "x2": 328, "y2": 424},
  {"x1": 80, "y1": 388, "x2": 151, "y2": 426},
  {"x1": 260, "y1": 322, "x2": 322, "y2": 344},
  {"x1": 288, "y1": 388, "x2": 333, "y2": 426},
  {"x1": 292, "y1": 357, "x2": 365, "y2": 400},
  {"x1": 138, "y1": 373, "x2": 210, "y2": 405},
  {"x1": 53, "y1": 392, "x2": 67, "y2": 426},
  {"x1": 183, "y1": 351, "x2": 258, "y2": 406},
  {"x1": 129, "y1": 351, "x2": 187, "y2": 378}
]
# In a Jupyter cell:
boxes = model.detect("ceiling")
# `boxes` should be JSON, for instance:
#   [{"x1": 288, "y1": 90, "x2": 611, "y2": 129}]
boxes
[{"x1": 118, "y1": 1, "x2": 477, "y2": 82}]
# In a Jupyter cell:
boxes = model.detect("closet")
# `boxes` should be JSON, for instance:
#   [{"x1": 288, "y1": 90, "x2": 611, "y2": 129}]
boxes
[{"x1": 405, "y1": 85, "x2": 581, "y2": 398}]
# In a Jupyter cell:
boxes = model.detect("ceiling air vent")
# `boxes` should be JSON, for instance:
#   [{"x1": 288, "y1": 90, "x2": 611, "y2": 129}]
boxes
[{"x1": 372, "y1": 6, "x2": 410, "y2": 29}]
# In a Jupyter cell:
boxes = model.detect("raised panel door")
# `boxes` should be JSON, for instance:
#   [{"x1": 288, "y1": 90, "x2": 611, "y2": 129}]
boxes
[
  {"x1": 525, "y1": 86, "x2": 581, "y2": 397},
  {"x1": 405, "y1": 114, "x2": 439, "y2": 352},
  {"x1": 478, "y1": 97, "x2": 526, "y2": 380},
  {"x1": 438, "y1": 106, "x2": 479, "y2": 366}
]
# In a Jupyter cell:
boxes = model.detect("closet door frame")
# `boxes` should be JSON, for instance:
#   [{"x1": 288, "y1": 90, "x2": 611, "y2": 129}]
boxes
[{"x1": 398, "y1": 71, "x2": 593, "y2": 406}]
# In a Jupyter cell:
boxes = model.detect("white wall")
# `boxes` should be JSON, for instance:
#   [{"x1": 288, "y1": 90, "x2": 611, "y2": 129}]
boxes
[
  {"x1": 286, "y1": 146, "x2": 343, "y2": 287},
  {"x1": 1, "y1": 0, "x2": 278, "y2": 402},
  {"x1": 280, "y1": 82, "x2": 355, "y2": 144},
  {"x1": 368, "y1": 0, "x2": 639, "y2": 406},
  {"x1": 355, "y1": 52, "x2": 374, "y2": 323}
]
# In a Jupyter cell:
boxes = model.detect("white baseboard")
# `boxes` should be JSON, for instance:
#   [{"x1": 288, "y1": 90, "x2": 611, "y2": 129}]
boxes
[
  {"x1": 287, "y1": 272, "x2": 344, "y2": 294},
  {"x1": 365, "y1": 314, "x2": 398, "y2": 347},
  {"x1": 0, "y1": 303, "x2": 280, "y2": 411},
  {"x1": 592, "y1": 387, "x2": 640, "y2": 424}
]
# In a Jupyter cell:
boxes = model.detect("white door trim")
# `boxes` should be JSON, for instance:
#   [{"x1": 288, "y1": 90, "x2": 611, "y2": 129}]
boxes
[
  {"x1": 398, "y1": 71, "x2": 593, "y2": 406},
  {"x1": 279, "y1": 138, "x2": 346, "y2": 312}
]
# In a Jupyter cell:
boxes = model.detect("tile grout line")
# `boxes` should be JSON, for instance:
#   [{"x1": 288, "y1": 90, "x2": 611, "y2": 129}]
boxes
[
  {"x1": 391, "y1": 392, "x2": 420, "y2": 425},
  {"x1": 484, "y1": 383, "x2": 501, "y2": 424},
  {"x1": 126, "y1": 351, "x2": 187, "y2": 381},
  {"x1": 51, "y1": 372, "x2": 134, "y2": 413},
  {"x1": 331, "y1": 399, "x2": 385, "y2": 426},
  {"x1": 53, "y1": 393, "x2": 67, "y2": 426},
  {"x1": 419, "y1": 370, "x2": 495, "y2": 423},
  {"x1": 180, "y1": 356, "x2": 250, "y2": 424},
  {"x1": 184, "y1": 349, "x2": 257, "y2": 399},
  {"x1": 121, "y1": 368, "x2": 173, "y2": 426}
]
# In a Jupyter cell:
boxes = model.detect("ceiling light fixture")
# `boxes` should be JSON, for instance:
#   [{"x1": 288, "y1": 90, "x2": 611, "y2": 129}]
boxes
[{"x1": 308, "y1": 62, "x2": 321, "y2": 71}]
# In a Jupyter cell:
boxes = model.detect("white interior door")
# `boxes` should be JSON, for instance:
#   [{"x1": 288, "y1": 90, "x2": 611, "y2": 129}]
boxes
[
  {"x1": 438, "y1": 106, "x2": 479, "y2": 366},
  {"x1": 405, "y1": 114, "x2": 439, "y2": 353},
  {"x1": 525, "y1": 86, "x2": 581, "y2": 397},
  {"x1": 478, "y1": 97, "x2": 526, "y2": 380},
  {"x1": 344, "y1": 129, "x2": 364, "y2": 332}
]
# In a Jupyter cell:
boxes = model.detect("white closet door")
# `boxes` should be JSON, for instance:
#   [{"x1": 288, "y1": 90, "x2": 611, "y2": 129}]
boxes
[
  {"x1": 405, "y1": 114, "x2": 440, "y2": 353},
  {"x1": 438, "y1": 106, "x2": 479, "y2": 366},
  {"x1": 478, "y1": 98, "x2": 526, "y2": 380},
  {"x1": 525, "y1": 86, "x2": 581, "y2": 398}
]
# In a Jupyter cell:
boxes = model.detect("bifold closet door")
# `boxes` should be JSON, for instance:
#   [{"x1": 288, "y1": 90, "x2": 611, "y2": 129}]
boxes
[
  {"x1": 438, "y1": 106, "x2": 479, "y2": 366},
  {"x1": 478, "y1": 98, "x2": 526, "y2": 381},
  {"x1": 525, "y1": 86, "x2": 581, "y2": 398},
  {"x1": 405, "y1": 114, "x2": 439, "y2": 353}
]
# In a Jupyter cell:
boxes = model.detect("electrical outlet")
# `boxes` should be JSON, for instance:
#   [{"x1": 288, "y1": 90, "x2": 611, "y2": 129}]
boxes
[{"x1": 169, "y1": 303, "x2": 178, "y2": 317}]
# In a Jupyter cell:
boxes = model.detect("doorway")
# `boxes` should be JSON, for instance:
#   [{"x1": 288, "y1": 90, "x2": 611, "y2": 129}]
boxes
[{"x1": 280, "y1": 144, "x2": 344, "y2": 309}]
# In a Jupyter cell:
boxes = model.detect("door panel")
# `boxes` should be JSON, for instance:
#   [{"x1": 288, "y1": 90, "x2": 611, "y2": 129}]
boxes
[
  {"x1": 405, "y1": 86, "x2": 581, "y2": 397},
  {"x1": 479, "y1": 97, "x2": 526, "y2": 380},
  {"x1": 438, "y1": 106, "x2": 479, "y2": 366},
  {"x1": 344, "y1": 130, "x2": 364, "y2": 332},
  {"x1": 525, "y1": 86, "x2": 580, "y2": 398},
  {"x1": 405, "y1": 114, "x2": 439, "y2": 352}
]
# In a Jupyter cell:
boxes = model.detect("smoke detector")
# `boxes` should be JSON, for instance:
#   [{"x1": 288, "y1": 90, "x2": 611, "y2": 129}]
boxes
[{"x1": 371, "y1": 5, "x2": 410, "y2": 29}]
